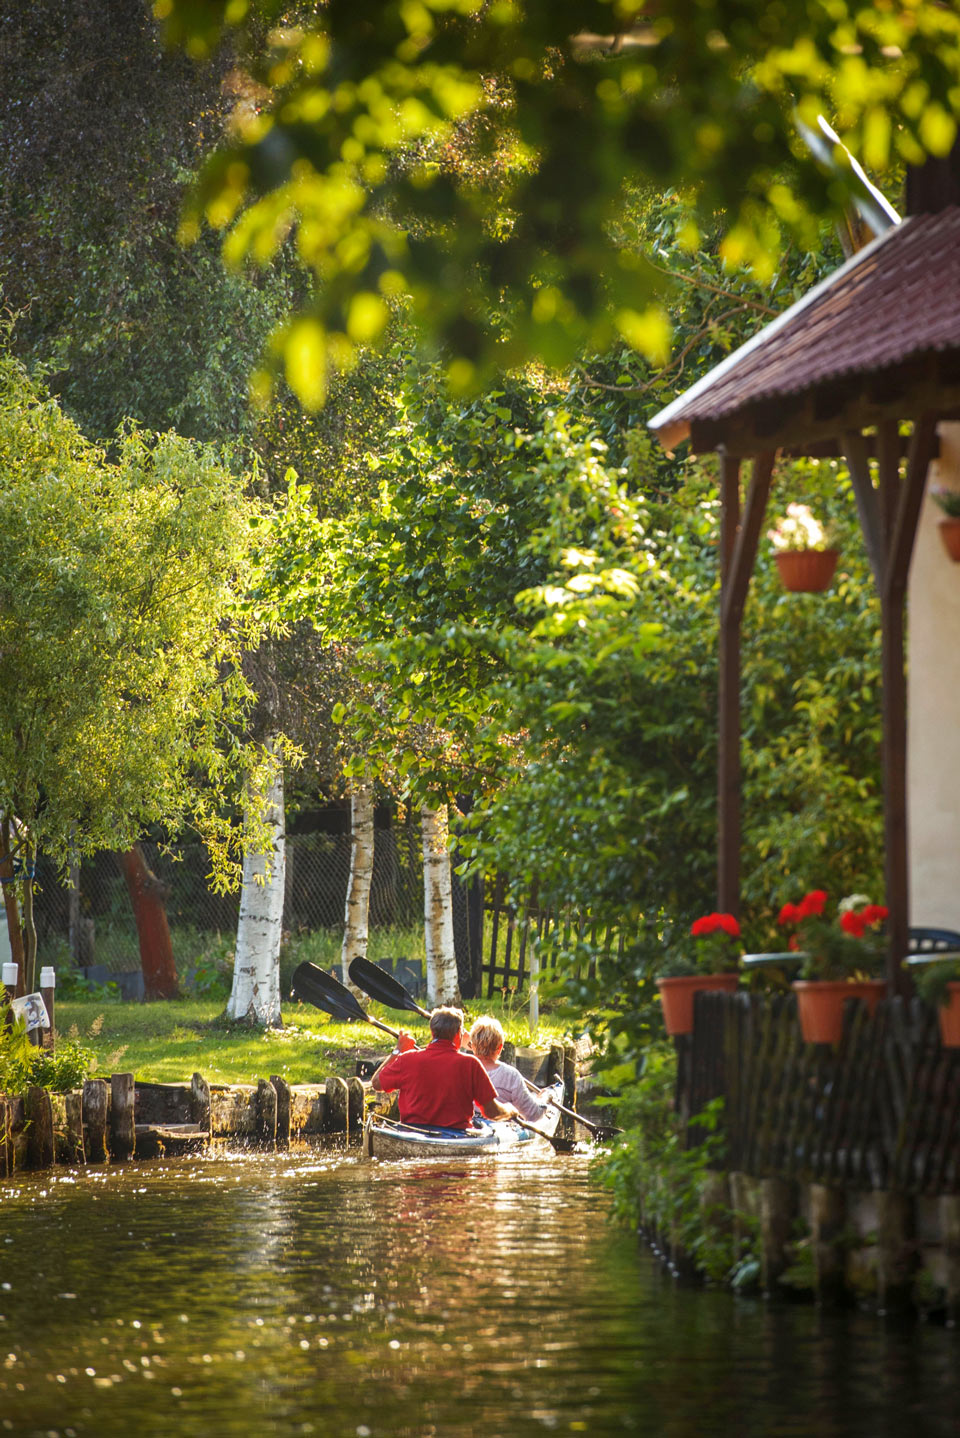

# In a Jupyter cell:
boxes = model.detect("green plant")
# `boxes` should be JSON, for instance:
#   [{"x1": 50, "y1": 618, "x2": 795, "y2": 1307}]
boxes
[
  {"x1": 767, "y1": 503, "x2": 834, "y2": 553},
  {"x1": 929, "y1": 485, "x2": 960, "y2": 520},
  {"x1": 53, "y1": 968, "x2": 122, "y2": 1002},
  {"x1": 913, "y1": 958, "x2": 960, "y2": 1008},
  {"x1": 0, "y1": 1021, "x2": 96, "y2": 1096},
  {"x1": 597, "y1": 1043, "x2": 750, "y2": 1284},
  {"x1": 777, "y1": 890, "x2": 888, "y2": 980},
  {"x1": 658, "y1": 911, "x2": 741, "y2": 979}
]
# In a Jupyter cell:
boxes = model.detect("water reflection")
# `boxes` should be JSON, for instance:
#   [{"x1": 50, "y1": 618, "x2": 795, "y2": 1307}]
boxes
[{"x1": 0, "y1": 1150, "x2": 958, "y2": 1436}]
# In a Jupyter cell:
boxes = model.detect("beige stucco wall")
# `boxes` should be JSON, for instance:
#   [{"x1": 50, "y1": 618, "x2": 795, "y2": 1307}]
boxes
[{"x1": 908, "y1": 420, "x2": 960, "y2": 934}]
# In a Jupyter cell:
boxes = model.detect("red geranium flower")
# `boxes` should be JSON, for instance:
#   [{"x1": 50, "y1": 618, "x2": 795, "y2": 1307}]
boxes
[
  {"x1": 797, "y1": 889, "x2": 828, "y2": 919},
  {"x1": 840, "y1": 910, "x2": 867, "y2": 938},
  {"x1": 862, "y1": 904, "x2": 889, "y2": 926},
  {"x1": 777, "y1": 902, "x2": 799, "y2": 926},
  {"x1": 715, "y1": 912, "x2": 741, "y2": 938}
]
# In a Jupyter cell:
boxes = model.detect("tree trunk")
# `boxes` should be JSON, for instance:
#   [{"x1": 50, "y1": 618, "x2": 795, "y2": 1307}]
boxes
[
  {"x1": 20, "y1": 844, "x2": 37, "y2": 996},
  {"x1": 422, "y1": 804, "x2": 459, "y2": 1006},
  {"x1": 119, "y1": 843, "x2": 179, "y2": 999},
  {"x1": 0, "y1": 817, "x2": 25, "y2": 992},
  {"x1": 341, "y1": 779, "x2": 375, "y2": 985},
  {"x1": 226, "y1": 746, "x2": 284, "y2": 1026}
]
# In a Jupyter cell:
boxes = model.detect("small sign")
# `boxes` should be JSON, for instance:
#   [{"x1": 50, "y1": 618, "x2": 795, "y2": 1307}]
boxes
[{"x1": 10, "y1": 993, "x2": 50, "y2": 1032}]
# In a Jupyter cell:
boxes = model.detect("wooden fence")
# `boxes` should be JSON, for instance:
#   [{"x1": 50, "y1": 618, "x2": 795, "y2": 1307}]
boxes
[
  {"x1": 479, "y1": 878, "x2": 632, "y2": 997},
  {"x1": 678, "y1": 990, "x2": 960, "y2": 1195}
]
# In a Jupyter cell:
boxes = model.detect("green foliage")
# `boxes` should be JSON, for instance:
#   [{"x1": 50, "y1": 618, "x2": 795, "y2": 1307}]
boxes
[
  {"x1": 0, "y1": 352, "x2": 265, "y2": 880},
  {"x1": 162, "y1": 0, "x2": 958, "y2": 400},
  {"x1": 913, "y1": 959, "x2": 960, "y2": 1009},
  {"x1": 597, "y1": 1042, "x2": 751, "y2": 1284},
  {"x1": 0, "y1": 1022, "x2": 96, "y2": 1096}
]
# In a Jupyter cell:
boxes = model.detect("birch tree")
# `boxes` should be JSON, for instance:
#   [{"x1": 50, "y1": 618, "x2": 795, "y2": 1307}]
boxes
[
  {"x1": 422, "y1": 803, "x2": 459, "y2": 1005},
  {"x1": 227, "y1": 741, "x2": 286, "y2": 1026},
  {"x1": 340, "y1": 778, "x2": 375, "y2": 986}
]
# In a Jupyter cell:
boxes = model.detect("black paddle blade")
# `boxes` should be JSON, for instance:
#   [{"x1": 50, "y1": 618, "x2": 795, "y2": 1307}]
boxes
[
  {"x1": 348, "y1": 957, "x2": 429, "y2": 1018},
  {"x1": 291, "y1": 961, "x2": 369, "y2": 1024}
]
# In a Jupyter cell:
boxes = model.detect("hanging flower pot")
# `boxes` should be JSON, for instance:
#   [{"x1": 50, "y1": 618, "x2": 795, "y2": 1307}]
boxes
[
  {"x1": 938, "y1": 519, "x2": 960, "y2": 563},
  {"x1": 774, "y1": 548, "x2": 840, "y2": 593},
  {"x1": 792, "y1": 978, "x2": 886, "y2": 1044},
  {"x1": 656, "y1": 973, "x2": 739, "y2": 1036},
  {"x1": 913, "y1": 961, "x2": 960, "y2": 1046}
]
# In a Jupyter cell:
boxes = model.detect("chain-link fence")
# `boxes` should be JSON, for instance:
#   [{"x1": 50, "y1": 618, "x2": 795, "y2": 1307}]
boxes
[
  {"x1": 34, "y1": 824, "x2": 425, "y2": 972},
  {"x1": 32, "y1": 818, "x2": 483, "y2": 996}
]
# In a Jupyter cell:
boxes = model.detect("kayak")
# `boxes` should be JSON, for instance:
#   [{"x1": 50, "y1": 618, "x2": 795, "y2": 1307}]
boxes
[{"x1": 362, "y1": 1078, "x2": 565, "y2": 1160}]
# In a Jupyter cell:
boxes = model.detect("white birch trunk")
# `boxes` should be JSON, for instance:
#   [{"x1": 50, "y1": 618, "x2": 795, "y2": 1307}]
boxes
[
  {"x1": 226, "y1": 746, "x2": 285, "y2": 1026},
  {"x1": 341, "y1": 779, "x2": 375, "y2": 985},
  {"x1": 422, "y1": 804, "x2": 459, "y2": 1006}
]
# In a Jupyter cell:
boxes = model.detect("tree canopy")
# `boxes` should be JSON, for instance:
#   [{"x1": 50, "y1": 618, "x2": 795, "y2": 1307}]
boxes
[{"x1": 160, "y1": 0, "x2": 960, "y2": 403}]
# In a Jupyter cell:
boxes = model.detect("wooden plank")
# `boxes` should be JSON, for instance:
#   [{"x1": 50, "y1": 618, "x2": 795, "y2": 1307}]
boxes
[
  {"x1": 82, "y1": 1078, "x2": 109, "y2": 1163},
  {"x1": 25, "y1": 1086, "x2": 54, "y2": 1170},
  {"x1": 110, "y1": 1073, "x2": 136, "y2": 1162}
]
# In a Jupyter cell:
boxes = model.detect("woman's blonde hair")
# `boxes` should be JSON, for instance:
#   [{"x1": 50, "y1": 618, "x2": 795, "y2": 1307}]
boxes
[{"x1": 469, "y1": 1015, "x2": 505, "y2": 1059}]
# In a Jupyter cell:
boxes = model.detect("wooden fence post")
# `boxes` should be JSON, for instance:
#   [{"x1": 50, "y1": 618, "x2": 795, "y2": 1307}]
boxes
[
  {"x1": 191, "y1": 1072, "x2": 211, "y2": 1136},
  {"x1": 110, "y1": 1073, "x2": 136, "y2": 1161},
  {"x1": 346, "y1": 1077, "x2": 364, "y2": 1137},
  {"x1": 25, "y1": 1086, "x2": 54, "y2": 1170},
  {"x1": 270, "y1": 1075, "x2": 291, "y2": 1150},
  {"x1": 63, "y1": 1091, "x2": 86, "y2": 1165},
  {"x1": 759, "y1": 1177, "x2": 795, "y2": 1293},
  {"x1": 810, "y1": 1184, "x2": 847, "y2": 1303},
  {"x1": 875, "y1": 1190, "x2": 916, "y2": 1313},
  {"x1": 82, "y1": 1078, "x2": 109, "y2": 1163},
  {"x1": 325, "y1": 1076, "x2": 349, "y2": 1135},
  {"x1": 256, "y1": 1078, "x2": 277, "y2": 1149}
]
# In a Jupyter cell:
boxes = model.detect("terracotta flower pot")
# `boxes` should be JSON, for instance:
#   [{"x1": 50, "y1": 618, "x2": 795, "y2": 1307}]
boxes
[
  {"x1": 792, "y1": 978, "x2": 886, "y2": 1044},
  {"x1": 656, "y1": 972, "x2": 739, "y2": 1037},
  {"x1": 775, "y1": 548, "x2": 839, "y2": 593},
  {"x1": 938, "y1": 518, "x2": 960, "y2": 562},
  {"x1": 937, "y1": 982, "x2": 960, "y2": 1047}
]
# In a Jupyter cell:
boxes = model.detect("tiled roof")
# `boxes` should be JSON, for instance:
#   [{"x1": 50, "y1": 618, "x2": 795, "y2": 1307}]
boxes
[{"x1": 649, "y1": 207, "x2": 960, "y2": 448}]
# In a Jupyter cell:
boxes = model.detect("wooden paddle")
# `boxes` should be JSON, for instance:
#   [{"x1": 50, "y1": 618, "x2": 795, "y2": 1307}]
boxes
[
  {"x1": 294, "y1": 961, "x2": 575, "y2": 1152},
  {"x1": 347, "y1": 956, "x2": 621, "y2": 1141}
]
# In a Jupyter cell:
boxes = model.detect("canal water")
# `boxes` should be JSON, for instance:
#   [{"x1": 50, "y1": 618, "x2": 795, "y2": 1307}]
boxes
[{"x1": 0, "y1": 1148, "x2": 958, "y2": 1437}]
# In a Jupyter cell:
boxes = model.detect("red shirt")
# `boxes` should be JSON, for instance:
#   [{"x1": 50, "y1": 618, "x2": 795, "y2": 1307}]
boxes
[{"x1": 376, "y1": 1039, "x2": 499, "y2": 1129}]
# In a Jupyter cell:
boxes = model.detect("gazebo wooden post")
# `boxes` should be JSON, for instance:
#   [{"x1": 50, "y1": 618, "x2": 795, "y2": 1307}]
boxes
[
  {"x1": 880, "y1": 414, "x2": 939, "y2": 993},
  {"x1": 717, "y1": 451, "x2": 741, "y2": 916},
  {"x1": 717, "y1": 450, "x2": 777, "y2": 918},
  {"x1": 846, "y1": 414, "x2": 939, "y2": 994}
]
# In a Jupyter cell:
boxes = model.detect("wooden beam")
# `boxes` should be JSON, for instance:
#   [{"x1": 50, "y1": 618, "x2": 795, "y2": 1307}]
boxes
[
  {"x1": 886, "y1": 412, "x2": 939, "y2": 601},
  {"x1": 876, "y1": 419, "x2": 901, "y2": 546},
  {"x1": 721, "y1": 450, "x2": 776, "y2": 629},
  {"x1": 842, "y1": 429, "x2": 884, "y2": 588},
  {"x1": 717, "y1": 453, "x2": 742, "y2": 918},
  {"x1": 879, "y1": 414, "x2": 939, "y2": 993},
  {"x1": 717, "y1": 451, "x2": 776, "y2": 917}
]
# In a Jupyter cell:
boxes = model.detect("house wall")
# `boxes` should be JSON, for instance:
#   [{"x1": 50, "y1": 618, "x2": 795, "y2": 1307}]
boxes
[{"x1": 908, "y1": 420, "x2": 960, "y2": 935}]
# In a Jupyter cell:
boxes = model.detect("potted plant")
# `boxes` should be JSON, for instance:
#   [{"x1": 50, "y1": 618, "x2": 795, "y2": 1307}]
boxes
[
  {"x1": 767, "y1": 503, "x2": 839, "y2": 592},
  {"x1": 913, "y1": 958, "x2": 960, "y2": 1047},
  {"x1": 777, "y1": 890, "x2": 888, "y2": 1043},
  {"x1": 656, "y1": 911, "x2": 741, "y2": 1037},
  {"x1": 928, "y1": 484, "x2": 960, "y2": 562}
]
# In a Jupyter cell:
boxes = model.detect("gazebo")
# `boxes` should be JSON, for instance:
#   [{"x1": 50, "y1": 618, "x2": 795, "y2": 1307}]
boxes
[{"x1": 649, "y1": 154, "x2": 960, "y2": 992}]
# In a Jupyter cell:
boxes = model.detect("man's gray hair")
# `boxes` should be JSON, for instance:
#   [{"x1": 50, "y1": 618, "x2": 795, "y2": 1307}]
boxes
[{"x1": 429, "y1": 1006, "x2": 465, "y2": 1041}]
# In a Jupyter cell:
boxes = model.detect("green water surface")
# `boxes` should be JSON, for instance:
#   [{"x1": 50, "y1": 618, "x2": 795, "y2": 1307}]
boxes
[{"x1": 0, "y1": 1149, "x2": 957, "y2": 1436}]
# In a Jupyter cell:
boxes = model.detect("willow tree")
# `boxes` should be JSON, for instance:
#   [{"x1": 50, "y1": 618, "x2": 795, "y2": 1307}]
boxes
[{"x1": 0, "y1": 352, "x2": 264, "y2": 993}]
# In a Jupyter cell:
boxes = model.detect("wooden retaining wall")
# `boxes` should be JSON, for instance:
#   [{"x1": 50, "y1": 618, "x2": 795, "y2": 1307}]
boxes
[{"x1": 0, "y1": 1071, "x2": 367, "y2": 1176}]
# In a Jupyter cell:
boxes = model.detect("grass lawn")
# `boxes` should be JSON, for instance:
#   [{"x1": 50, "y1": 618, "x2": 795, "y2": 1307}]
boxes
[{"x1": 56, "y1": 995, "x2": 571, "y2": 1086}]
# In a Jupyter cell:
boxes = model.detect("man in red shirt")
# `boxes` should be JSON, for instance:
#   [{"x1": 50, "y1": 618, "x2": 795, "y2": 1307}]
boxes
[{"x1": 372, "y1": 1006, "x2": 519, "y2": 1130}]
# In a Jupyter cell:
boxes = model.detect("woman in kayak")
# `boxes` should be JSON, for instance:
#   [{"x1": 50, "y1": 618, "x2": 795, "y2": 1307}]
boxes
[
  {"x1": 467, "y1": 1016, "x2": 554, "y2": 1124},
  {"x1": 371, "y1": 1006, "x2": 519, "y2": 1130}
]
